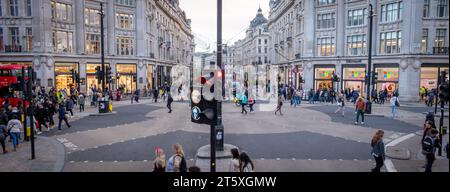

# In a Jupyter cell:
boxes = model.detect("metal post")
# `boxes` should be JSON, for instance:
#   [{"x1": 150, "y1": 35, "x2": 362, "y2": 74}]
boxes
[
  {"x1": 100, "y1": 3, "x2": 106, "y2": 94},
  {"x1": 27, "y1": 67, "x2": 35, "y2": 160},
  {"x1": 365, "y1": 4, "x2": 374, "y2": 114},
  {"x1": 438, "y1": 71, "x2": 446, "y2": 156},
  {"x1": 21, "y1": 67, "x2": 28, "y2": 142}
]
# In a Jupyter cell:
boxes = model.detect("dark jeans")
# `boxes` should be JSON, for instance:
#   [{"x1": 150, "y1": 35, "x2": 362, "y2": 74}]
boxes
[
  {"x1": 68, "y1": 109, "x2": 74, "y2": 116},
  {"x1": 241, "y1": 104, "x2": 247, "y2": 114},
  {"x1": 356, "y1": 110, "x2": 365, "y2": 123},
  {"x1": 425, "y1": 154, "x2": 435, "y2": 172},
  {"x1": 58, "y1": 118, "x2": 70, "y2": 130},
  {"x1": 0, "y1": 135, "x2": 6, "y2": 152},
  {"x1": 79, "y1": 104, "x2": 84, "y2": 112},
  {"x1": 372, "y1": 155, "x2": 384, "y2": 172},
  {"x1": 167, "y1": 103, "x2": 172, "y2": 113},
  {"x1": 249, "y1": 104, "x2": 254, "y2": 112}
]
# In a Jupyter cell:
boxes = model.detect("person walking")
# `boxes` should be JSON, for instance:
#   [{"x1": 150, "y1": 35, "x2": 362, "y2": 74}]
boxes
[
  {"x1": 371, "y1": 130, "x2": 385, "y2": 172},
  {"x1": 355, "y1": 97, "x2": 366, "y2": 125},
  {"x1": 239, "y1": 152, "x2": 254, "y2": 172},
  {"x1": 248, "y1": 97, "x2": 255, "y2": 113},
  {"x1": 7, "y1": 115, "x2": 22, "y2": 151},
  {"x1": 167, "y1": 143, "x2": 187, "y2": 172},
  {"x1": 0, "y1": 125, "x2": 8, "y2": 153},
  {"x1": 241, "y1": 93, "x2": 248, "y2": 115},
  {"x1": 422, "y1": 128, "x2": 440, "y2": 172},
  {"x1": 0, "y1": 108, "x2": 9, "y2": 127},
  {"x1": 57, "y1": 104, "x2": 71, "y2": 130},
  {"x1": 66, "y1": 98, "x2": 74, "y2": 117},
  {"x1": 229, "y1": 148, "x2": 240, "y2": 172},
  {"x1": 78, "y1": 94, "x2": 85, "y2": 112},
  {"x1": 275, "y1": 96, "x2": 283, "y2": 116},
  {"x1": 153, "y1": 88, "x2": 159, "y2": 103},
  {"x1": 308, "y1": 89, "x2": 314, "y2": 104},
  {"x1": 153, "y1": 147, "x2": 166, "y2": 172},
  {"x1": 390, "y1": 95, "x2": 400, "y2": 118},
  {"x1": 167, "y1": 93, "x2": 173, "y2": 113},
  {"x1": 335, "y1": 91, "x2": 345, "y2": 117}
]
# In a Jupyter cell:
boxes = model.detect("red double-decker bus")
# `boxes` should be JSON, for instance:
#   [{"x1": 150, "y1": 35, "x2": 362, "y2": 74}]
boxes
[{"x1": 0, "y1": 65, "x2": 30, "y2": 108}]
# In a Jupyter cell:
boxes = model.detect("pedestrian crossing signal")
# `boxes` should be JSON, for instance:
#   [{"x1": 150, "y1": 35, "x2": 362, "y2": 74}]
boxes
[{"x1": 191, "y1": 69, "x2": 222, "y2": 125}]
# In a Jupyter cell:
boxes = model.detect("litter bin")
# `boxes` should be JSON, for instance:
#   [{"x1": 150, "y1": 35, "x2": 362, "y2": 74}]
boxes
[{"x1": 98, "y1": 101, "x2": 110, "y2": 113}]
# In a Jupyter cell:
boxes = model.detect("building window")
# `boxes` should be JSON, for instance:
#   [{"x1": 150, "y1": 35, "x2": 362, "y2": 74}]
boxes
[
  {"x1": 421, "y1": 29, "x2": 428, "y2": 53},
  {"x1": 53, "y1": 30, "x2": 73, "y2": 53},
  {"x1": 116, "y1": 36, "x2": 134, "y2": 56},
  {"x1": 379, "y1": 31, "x2": 402, "y2": 54},
  {"x1": 0, "y1": 0, "x2": 2, "y2": 16},
  {"x1": 25, "y1": 28, "x2": 32, "y2": 52},
  {"x1": 435, "y1": 29, "x2": 446, "y2": 47},
  {"x1": 0, "y1": 28, "x2": 4, "y2": 52},
  {"x1": 116, "y1": 13, "x2": 134, "y2": 30},
  {"x1": 85, "y1": 8, "x2": 100, "y2": 26},
  {"x1": 9, "y1": 0, "x2": 18, "y2": 16},
  {"x1": 347, "y1": 34, "x2": 367, "y2": 56},
  {"x1": 258, "y1": 47, "x2": 261, "y2": 54},
  {"x1": 317, "y1": 0, "x2": 336, "y2": 6},
  {"x1": 437, "y1": 0, "x2": 449, "y2": 17},
  {"x1": 9, "y1": 27, "x2": 20, "y2": 51},
  {"x1": 86, "y1": 34, "x2": 100, "y2": 55},
  {"x1": 115, "y1": 0, "x2": 134, "y2": 6},
  {"x1": 316, "y1": 37, "x2": 335, "y2": 56},
  {"x1": 380, "y1": 1, "x2": 403, "y2": 22},
  {"x1": 423, "y1": 0, "x2": 430, "y2": 18},
  {"x1": 258, "y1": 39, "x2": 261, "y2": 45},
  {"x1": 264, "y1": 39, "x2": 268, "y2": 44},
  {"x1": 26, "y1": 0, "x2": 32, "y2": 16},
  {"x1": 317, "y1": 12, "x2": 335, "y2": 29},
  {"x1": 347, "y1": 8, "x2": 367, "y2": 26},
  {"x1": 264, "y1": 47, "x2": 267, "y2": 54},
  {"x1": 51, "y1": 1, "x2": 73, "y2": 22}
]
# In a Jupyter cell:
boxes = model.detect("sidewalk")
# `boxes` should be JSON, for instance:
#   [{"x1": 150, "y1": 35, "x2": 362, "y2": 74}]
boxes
[{"x1": 0, "y1": 136, "x2": 65, "y2": 172}]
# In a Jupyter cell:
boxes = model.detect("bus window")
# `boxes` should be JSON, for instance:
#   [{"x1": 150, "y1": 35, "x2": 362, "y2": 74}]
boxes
[{"x1": 0, "y1": 69, "x2": 12, "y2": 76}]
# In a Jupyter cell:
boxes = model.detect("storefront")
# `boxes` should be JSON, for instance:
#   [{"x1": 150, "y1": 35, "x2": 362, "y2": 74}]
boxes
[
  {"x1": 374, "y1": 64, "x2": 399, "y2": 96},
  {"x1": 86, "y1": 63, "x2": 110, "y2": 93},
  {"x1": 342, "y1": 65, "x2": 366, "y2": 96},
  {"x1": 314, "y1": 65, "x2": 335, "y2": 90},
  {"x1": 0, "y1": 62, "x2": 32, "y2": 67},
  {"x1": 116, "y1": 64, "x2": 137, "y2": 94},
  {"x1": 420, "y1": 64, "x2": 449, "y2": 91},
  {"x1": 278, "y1": 66, "x2": 286, "y2": 86},
  {"x1": 55, "y1": 63, "x2": 78, "y2": 93},
  {"x1": 157, "y1": 65, "x2": 165, "y2": 88}
]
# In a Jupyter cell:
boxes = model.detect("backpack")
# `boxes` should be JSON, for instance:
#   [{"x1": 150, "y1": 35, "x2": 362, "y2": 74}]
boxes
[
  {"x1": 422, "y1": 136, "x2": 435, "y2": 155},
  {"x1": 178, "y1": 155, "x2": 187, "y2": 172}
]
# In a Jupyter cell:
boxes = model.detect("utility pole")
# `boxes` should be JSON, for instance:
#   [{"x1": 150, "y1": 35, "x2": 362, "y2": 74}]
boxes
[
  {"x1": 21, "y1": 66, "x2": 28, "y2": 142},
  {"x1": 99, "y1": 3, "x2": 106, "y2": 94},
  {"x1": 27, "y1": 67, "x2": 35, "y2": 159},
  {"x1": 366, "y1": 4, "x2": 374, "y2": 114}
]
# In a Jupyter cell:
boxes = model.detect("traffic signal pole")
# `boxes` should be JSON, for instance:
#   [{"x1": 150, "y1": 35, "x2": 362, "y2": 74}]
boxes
[
  {"x1": 27, "y1": 67, "x2": 35, "y2": 160},
  {"x1": 100, "y1": 3, "x2": 106, "y2": 95},
  {"x1": 366, "y1": 4, "x2": 374, "y2": 114}
]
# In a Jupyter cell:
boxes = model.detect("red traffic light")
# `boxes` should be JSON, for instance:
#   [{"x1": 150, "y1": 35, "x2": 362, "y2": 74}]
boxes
[{"x1": 217, "y1": 71, "x2": 223, "y2": 78}]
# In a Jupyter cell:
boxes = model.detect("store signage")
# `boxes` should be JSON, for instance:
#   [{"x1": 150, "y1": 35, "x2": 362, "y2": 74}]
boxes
[{"x1": 346, "y1": 59, "x2": 362, "y2": 63}]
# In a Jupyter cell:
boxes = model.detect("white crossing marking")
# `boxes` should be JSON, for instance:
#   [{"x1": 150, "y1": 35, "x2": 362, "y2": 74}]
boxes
[
  {"x1": 385, "y1": 159, "x2": 397, "y2": 172},
  {"x1": 386, "y1": 133, "x2": 415, "y2": 147}
]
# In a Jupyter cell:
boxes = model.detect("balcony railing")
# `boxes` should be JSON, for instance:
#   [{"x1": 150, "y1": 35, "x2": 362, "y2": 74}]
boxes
[
  {"x1": 4, "y1": 45, "x2": 22, "y2": 53},
  {"x1": 433, "y1": 47, "x2": 449, "y2": 55}
]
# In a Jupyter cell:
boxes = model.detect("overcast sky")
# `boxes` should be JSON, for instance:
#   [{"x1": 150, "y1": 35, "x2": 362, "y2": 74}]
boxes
[{"x1": 179, "y1": 0, "x2": 270, "y2": 52}]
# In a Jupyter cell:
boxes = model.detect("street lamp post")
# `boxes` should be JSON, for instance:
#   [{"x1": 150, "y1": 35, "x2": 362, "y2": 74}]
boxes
[{"x1": 365, "y1": 4, "x2": 374, "y2": 114}]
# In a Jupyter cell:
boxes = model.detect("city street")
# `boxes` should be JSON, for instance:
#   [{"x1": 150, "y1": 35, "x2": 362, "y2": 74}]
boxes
[{"x1": 2, "y1": 97, "x2": 445, "y2": 172}]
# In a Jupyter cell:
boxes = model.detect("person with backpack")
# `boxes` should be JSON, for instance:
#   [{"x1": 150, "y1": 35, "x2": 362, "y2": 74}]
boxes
[
  {"x1": 355, "y1": 97, "x2": 366, "y2": 125},
  {"x1": 153, "y1": 147, "x2": 166, "y2": 172},
  {"x1": 229, "y1": 148, "x2": 240, "y2": 172},
  {"x1": 167, "y1": 143, "x2": 187, "y2": 172},
  {"x1": 422, "y1": 128, "x2": 441, "y2": 172},
  {"x1": 371, "y1": 130, "x2": 385, "y2": 172},
  {"x1": 0, "y1": 108, "x2": 9, "y2": 126},
  {"x1": 167, "y1": 93, "x2": 173, "y2": 113},
  {"x1": 78, "y1": 94, "x2": 85, "y2": 112},
  {"x1": 7, "y1": 115, "x2": 22, "y2": 152},
  {"x1": 239, "y1": 152, "x2": 254, "y2": 172},
  {"x1": 0, "y1": 125, "x2": 8, "y2": 153},
  {"x1": 241, "y1": 93, "x2": 248, "y2": 115},
  {"x1": 390, "y1": 95, "x2": 400, "y2": 118}
]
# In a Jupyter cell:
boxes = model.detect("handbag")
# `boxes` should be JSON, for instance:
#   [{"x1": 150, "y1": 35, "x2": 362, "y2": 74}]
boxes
[{"x1": 395, "y1": 99, "x2": 400, "y2": 107}]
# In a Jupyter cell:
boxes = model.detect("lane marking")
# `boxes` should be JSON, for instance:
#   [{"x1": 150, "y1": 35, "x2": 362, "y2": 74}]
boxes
[
  {"x1": 386, "y1": 133, "x2": 415, "y2": 147},
  {"x1": 385, "y1": 159, "x2": 397, "y2": 172}
]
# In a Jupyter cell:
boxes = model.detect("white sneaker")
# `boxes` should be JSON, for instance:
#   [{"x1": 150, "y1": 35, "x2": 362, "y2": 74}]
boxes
[
  {"x1": 354, "y1": 122, "x2": 358, "y2": 125},
  {"x1": 361, "y1": 122, "x2": 365, "y2": 125}
]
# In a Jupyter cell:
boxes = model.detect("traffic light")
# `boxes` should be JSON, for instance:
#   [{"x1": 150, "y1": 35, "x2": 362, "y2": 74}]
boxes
[
  {"x1": 332, "y1": 73, "x2": 340, "y2": 82},
  {"x1": 133, "y1": 74, "x2": 137, "y2": 82},
  {"x1": 299, "y1": 76, "x2": 305, "y2": 83},
  {"x1": 372, "y1": 72, "x2": 378, "y2": 84},
  {"x1": 95, "y1": 66, "x2": 102, "y2": 84},
  {"x1": 191, "y1": 69, "x2": 222, "y2": 125},
  {"x1": 106, "y1": 66, "x2": 112, "y2": 83}
]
